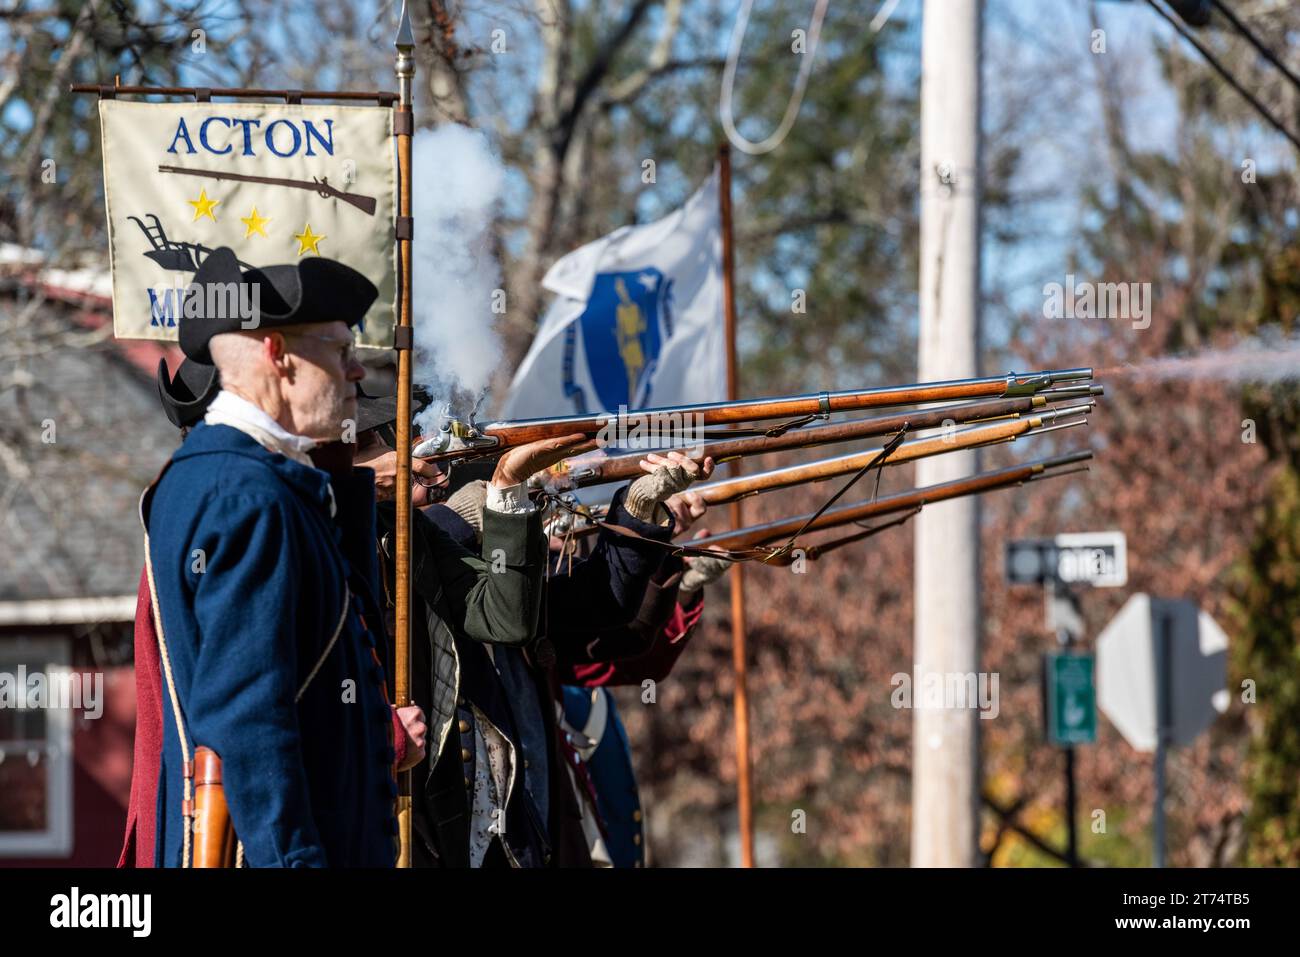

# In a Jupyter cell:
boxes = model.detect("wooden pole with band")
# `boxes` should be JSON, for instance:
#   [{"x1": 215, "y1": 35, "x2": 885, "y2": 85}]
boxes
[
  {"x1": 719, "y1": 142, "x2": 755, "y2": 868},
  {"x1": 393, "y1": 1, "x2": 416, "y2": 868}
]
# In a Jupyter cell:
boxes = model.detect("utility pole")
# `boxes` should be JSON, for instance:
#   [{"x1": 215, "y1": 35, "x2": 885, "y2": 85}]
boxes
[{"x1": 912, "y1": 0, "x2": 984, "y2": 868}]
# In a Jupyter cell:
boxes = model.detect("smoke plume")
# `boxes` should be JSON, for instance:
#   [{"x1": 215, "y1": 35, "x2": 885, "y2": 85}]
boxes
[
  {"x1": 1101, "y1": 334, "x2": 1300, "y2": 384},
  {"x1": 410, "y1": 125, "x2": 506, "y2": 433}
]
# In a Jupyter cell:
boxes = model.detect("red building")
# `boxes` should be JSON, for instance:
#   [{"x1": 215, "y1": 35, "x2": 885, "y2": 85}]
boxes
[{"x1": 0, "y1": 250, "x2": 177, "y2": 867}]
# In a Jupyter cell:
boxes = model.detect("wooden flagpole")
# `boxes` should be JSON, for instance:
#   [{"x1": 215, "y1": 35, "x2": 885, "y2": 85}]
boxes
[
  {"x1": 718, "y1": 142, "x2": 755, "y2": 868},
  {"x1": 393, "y1": 1, "x2": 416, "y2": 868}
]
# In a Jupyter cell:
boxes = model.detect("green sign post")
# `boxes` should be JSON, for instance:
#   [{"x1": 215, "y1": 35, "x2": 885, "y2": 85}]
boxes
[{"x1": 1044, "y1": 652, "x2": 1097, "y2": 746}]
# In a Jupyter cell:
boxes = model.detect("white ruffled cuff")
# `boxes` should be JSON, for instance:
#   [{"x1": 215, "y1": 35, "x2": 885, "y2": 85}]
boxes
[{"x1": 485, "y1": 481, "x2": 536, "y2": 515}]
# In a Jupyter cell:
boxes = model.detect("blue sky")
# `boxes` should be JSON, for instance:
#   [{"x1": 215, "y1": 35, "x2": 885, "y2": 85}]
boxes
[{"x1": 6, "y1": 0, "x2": 1297, "y2": 362}]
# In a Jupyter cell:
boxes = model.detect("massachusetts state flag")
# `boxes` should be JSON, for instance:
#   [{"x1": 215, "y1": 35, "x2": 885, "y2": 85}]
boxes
[{"x1": 501, "y1": 170, "x2": 725, "y2": 419}]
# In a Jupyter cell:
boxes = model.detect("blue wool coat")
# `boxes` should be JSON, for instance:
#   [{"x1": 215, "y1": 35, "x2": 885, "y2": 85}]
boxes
[
  {"x1": 143, "y1": 423, "x2": 396, "y2": 867},
  {"x1": 561, "y1": 686, "x2": 644, "y2": 868}
]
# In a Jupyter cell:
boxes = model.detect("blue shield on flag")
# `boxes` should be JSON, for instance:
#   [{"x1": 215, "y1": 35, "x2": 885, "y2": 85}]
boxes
[
  {"x1": 502, "y1": 169, "x2": 721, "y2": 427},
  {"x1": 568, "y1": 268, "x2": 670, "y2": 411}
]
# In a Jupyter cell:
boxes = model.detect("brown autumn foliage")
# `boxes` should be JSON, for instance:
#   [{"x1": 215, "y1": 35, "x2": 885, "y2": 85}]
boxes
[{"x1": 618, "y1": 296, "x2": 1271, "y2": 867}]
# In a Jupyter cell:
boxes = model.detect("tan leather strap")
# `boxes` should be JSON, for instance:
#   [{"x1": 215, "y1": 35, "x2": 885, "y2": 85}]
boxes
[
  {"x1": 296, "y1": 588, "x2": 350, "y2": 703},
  {"x1": 143, "y1": 524, "x2": 197, "y2": 869}
]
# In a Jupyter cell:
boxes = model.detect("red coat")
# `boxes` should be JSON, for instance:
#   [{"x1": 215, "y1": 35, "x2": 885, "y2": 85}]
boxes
[
  {"x1": 560, "y1": 587, "x2": 705, "y2": 688},
  {"x1": 118, "y1": 569, "x2": 162, "y2": 868}
]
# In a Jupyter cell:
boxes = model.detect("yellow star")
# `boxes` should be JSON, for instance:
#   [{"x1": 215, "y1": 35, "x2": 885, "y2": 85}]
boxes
[
  {"x1": 188, "y1": 188, "x2": 220, "y2": 223},
  {"x1": 240, "y1": 206, "x2": 271, "y2": 239},
  {"x1": 294, "y1": 222, "x2": 325, "y2": 256}
]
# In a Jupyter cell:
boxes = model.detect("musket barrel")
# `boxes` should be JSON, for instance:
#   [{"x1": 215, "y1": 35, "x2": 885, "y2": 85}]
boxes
[
  {"x1": 1034, "y1": 449, "x2": 1094, "y2": 470},
  {"x1": 544, "y1": 393, "x2": 1066, "y2": 490},
  {"x1": 704, "y1": 451, "x2": 1094, "y2": 551},
  {"x1": 473, "y1": 368, "x2": 1095, "y2": 443},
  {"x1": 692, "y1": 416, "x2": 1044, "y2": 505}
]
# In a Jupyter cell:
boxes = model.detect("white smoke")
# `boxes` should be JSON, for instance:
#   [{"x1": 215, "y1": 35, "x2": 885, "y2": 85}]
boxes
[
  {"x1": 1103, "y1": 333, "x2": 1300, "y2": 384},
  {"x1": 410, "y1": 125, "x2": 506, "y2": 433}
]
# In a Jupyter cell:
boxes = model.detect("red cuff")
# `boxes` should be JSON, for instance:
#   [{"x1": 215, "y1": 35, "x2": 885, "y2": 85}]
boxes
[
  {"x1": 391, "y1": 706, "x2": 407, "y2": 771},
  {"x1": 669, "y1": 591, "x2": 706, "y2": 642}
]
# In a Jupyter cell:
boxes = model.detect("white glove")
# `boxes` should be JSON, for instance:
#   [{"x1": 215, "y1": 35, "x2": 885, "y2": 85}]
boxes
[
  {"x1": 679, "y1": 553, "x2": 732, "y2": 603},
  {"x1": 625, "y1": 455, "x2": 702, "y2": 525}
]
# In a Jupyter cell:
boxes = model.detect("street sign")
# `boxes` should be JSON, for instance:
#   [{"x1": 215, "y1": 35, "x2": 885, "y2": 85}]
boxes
[
  {"x1": 1096, "y1": 593, "x2": 1229, "y2": 751},
  {"x1": 1043, "y1": 652, "x2": 1097, "y2": 745},
  {"x1": 1095, "y1": 593, "x2": 1230, "y2": 867},
  {"x1": 1006, "y1": 531, "x2": 1127, "y2": 587}
]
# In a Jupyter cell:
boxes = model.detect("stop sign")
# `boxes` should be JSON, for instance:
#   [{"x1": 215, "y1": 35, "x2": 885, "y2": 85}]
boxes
[{"x1": 1096, "y1": 594, "x2": 1229, "y2": 751}]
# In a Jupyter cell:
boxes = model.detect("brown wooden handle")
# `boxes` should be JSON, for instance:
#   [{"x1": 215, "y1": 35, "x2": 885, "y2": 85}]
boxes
[{"x1": 191, "y1": 746, "x2": 238, "y2": 868}]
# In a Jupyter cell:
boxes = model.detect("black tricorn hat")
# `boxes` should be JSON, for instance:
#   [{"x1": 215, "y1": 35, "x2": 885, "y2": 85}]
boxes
[
  {"x1": 156, "y1": 357, "x2": 220, "y2": 429},
  {"x1": 179, "y1": 247, "x2": 379, "y2": 363}
]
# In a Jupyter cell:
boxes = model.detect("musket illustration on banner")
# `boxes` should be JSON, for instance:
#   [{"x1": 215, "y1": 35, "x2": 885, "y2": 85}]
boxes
[
  {"x1": 537, "y1": 386, "x2": 1103, "y2": 491},
  {"x1": 700, "y1": 451, "x2": 1093, "y2": 563},
  {"x1": 158, "y1": 164, "x2": 378, "y2": 215},
  {"x1": 413, "y1": 367, "x2": 1096, "y2": 463}
]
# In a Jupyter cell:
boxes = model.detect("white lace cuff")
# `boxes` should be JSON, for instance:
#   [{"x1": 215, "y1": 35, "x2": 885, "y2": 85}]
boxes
[{"x1": 485, "y1": 481, "x2": 536, "y2": 515}]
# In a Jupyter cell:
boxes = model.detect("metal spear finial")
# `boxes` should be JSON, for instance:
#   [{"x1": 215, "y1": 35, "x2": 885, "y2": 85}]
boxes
[
  {"x1": 395, "y1": 1, "x2": 414, "y2": 107},
  {"x1": 395, "y1": 0, "x2": 414, "y2": 51}
]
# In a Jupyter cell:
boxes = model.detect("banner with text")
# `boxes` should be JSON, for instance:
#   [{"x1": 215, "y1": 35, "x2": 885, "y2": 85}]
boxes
[{"x1": 98, "y1": 99, "x2": 397, "y2": 347}]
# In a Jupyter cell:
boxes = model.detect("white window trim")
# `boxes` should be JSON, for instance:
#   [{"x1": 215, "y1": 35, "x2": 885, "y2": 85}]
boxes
[{"x1": 0, "y1": 636, "x2": 74, "y2": 857}]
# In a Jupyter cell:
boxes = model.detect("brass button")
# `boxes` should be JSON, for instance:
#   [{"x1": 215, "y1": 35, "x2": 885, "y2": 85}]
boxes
[
  {"x1": 632, "y1": 834, "x2": 641, "y2": 846},
  {"x1": 635, "y1": 860, "x2": 644, "y2": 868},
  {"x1": 458, "y1": 719, "x2": 470, "y2": 733},
  {"x1": 463, "y1": 776, "x2": 471, "y2": 789},
  {"x1": 524, "y1": 759, "x2": 531, "y2": 769},
  {"x1": 461, "y1": 748, "x2": 472, "y2": 762},
  {"x1": 632, "y1": 809, "x2": 642, "y2": 822}
]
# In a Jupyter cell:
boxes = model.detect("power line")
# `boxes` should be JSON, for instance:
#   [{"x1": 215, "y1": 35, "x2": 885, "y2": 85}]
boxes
[
  {"x1": 1208, "y1": 0, "x2": 1300, "y2": 96},
  {"x1": 1144, "y1": 0, "x2": 1300, "y2": 153}
]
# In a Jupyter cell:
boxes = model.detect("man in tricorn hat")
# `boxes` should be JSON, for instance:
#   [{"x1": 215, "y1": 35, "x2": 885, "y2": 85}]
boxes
[
  {"x1": 142, "y1": 247, "x2": 414, "y2": 866},
  {"x1": 120, "y1": 355, "x2": 429, "y2": 867}
]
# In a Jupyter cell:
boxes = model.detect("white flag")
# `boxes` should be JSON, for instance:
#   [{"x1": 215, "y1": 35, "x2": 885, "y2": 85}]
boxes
[
  {"x1": 97, "y1": 99, "x2": 397, "y2": 346},
  {"x1": 500, "y1": 170, "x2": 725, "y2": 419}
]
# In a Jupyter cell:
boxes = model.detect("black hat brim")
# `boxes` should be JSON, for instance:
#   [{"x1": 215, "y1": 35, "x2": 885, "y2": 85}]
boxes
[
  {"x1": 355, "y1": 391, "x2": 399, "y2": 434},
  {"x1": 156, "y1": 357, "x2": 220, "y2": 429}
]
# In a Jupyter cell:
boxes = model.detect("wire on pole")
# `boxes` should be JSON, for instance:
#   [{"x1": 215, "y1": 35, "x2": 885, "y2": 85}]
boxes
[
  {"x1": 1207, "y1": 0, "x2": 1300, "y2": 96},
  {"x1": 1144, "y1": 0, "x2": 1300, "y2": 153}
]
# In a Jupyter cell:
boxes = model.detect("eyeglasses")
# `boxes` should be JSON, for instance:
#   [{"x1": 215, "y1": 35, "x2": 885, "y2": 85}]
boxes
[{"x1": 287, "y1": 331, "x2": 357, "y2": 366}]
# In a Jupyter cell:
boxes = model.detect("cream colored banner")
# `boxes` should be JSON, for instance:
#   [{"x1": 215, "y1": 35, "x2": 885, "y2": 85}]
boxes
[{"x1": 99, "y1": 99, "x2": 397, "y2": 347}]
